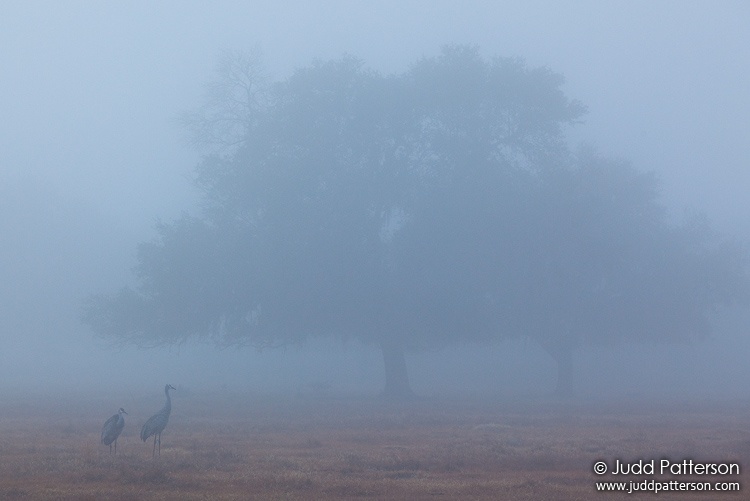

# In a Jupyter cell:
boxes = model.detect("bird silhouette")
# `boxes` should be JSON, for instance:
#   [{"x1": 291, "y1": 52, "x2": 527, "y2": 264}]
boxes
[
  {"x1": 140, "y1": 384, "x2": 176, "y2": 457},
  {"x1": 101, "y1": 407, "x2": 127, "y2": 454}
]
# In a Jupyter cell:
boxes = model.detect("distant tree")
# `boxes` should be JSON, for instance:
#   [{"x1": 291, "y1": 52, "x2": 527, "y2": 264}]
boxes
[
  {"x1": 83, "y1": 46, "x2": 585, "y2": 398},
  {"x1": 178, "y1": 48, "x2": 269, "y2": 154},
  {"x1": 515, "y1": 150, "x2": 749, "y2": 395}
]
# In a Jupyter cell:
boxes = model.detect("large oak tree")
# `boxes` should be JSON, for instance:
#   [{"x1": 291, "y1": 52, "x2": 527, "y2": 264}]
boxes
[{"x1": 83, "y1": 46, "x2": 746, "y2": 398}]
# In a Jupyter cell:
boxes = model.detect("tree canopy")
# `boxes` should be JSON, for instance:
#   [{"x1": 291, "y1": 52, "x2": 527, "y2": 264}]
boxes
[
  {"x1": 512, "y1": 150, "x2": 748, "y2": 393},
  {"x1": 83, "y1": 45, "x2": 747, "y2": 398}
]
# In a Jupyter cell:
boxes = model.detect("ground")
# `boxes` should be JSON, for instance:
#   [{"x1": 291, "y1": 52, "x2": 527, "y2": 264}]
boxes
[{"x1": 0, "y1": 390, "x2": 746, "y2": 500}]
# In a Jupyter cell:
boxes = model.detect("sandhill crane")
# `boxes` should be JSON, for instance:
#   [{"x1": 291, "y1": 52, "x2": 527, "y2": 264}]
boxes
[
  {"x1": 101, "y1": 407, "x2": 127, "y2": 454},
  {"x1": 140, "y1": 384, "x2": 176, "y2": 457}
]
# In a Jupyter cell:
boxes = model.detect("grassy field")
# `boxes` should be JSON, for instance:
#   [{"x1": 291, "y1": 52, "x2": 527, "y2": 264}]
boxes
[{"x1": 0, "y1": 391, "x2": 747, "y2": 500}]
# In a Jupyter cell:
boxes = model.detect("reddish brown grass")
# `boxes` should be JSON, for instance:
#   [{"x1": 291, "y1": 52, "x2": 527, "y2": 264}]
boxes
[{"x1": 0, "y1": 392, "x2": 747, "y2": 500}]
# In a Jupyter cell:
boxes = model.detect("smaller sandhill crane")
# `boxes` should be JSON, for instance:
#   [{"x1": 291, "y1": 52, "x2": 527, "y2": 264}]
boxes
[
  {"x1": 140, "y1": 384, "x2": 176, "y2": 457},
  {"x1": 101, "y1": 407, "x2": 127, "y2": 454}
]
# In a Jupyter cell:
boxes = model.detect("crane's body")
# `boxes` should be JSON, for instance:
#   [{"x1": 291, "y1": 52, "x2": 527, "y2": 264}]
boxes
[
  {"x1": 141, "y1": 384, "x2": 175, "y2": 457},
  {"x1": 101, "y1": 407, "x2": 127, "y2": 454}
]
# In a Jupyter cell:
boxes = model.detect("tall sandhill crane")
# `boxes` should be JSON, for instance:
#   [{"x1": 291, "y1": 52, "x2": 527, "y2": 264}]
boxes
[{"x1": 140, "y1": 384, "x2": 176, "y2": 457}]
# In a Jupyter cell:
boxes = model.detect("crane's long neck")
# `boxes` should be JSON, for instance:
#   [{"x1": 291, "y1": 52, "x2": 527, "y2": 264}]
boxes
[{"x1": 163, "y1": 387, "x2": 172, "y2": 415}]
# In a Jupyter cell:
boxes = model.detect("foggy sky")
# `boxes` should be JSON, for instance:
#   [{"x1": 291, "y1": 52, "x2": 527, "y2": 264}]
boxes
[
  {"x1": 3, "y1": 1, "x2": 748, "y2": 233},
  {"x1": 1, "y1": 1, "x2": 748, "y2": 396}
]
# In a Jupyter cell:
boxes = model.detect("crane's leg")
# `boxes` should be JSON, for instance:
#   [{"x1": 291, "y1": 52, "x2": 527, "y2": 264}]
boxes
[
  {"x1": 114, "y1": 439, "x2": 117, "y2": 455},
  {"x1": 152, "y1": 435, "x2": 157, "y2": 458},
  {"x1": 157, "y1": 433, "x2": 161, "y2": 456}
]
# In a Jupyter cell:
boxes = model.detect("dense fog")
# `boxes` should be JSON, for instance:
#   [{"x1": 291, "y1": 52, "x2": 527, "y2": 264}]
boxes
[{"x1": 1, "y1": 1, "x2": 749, "y2": 402}]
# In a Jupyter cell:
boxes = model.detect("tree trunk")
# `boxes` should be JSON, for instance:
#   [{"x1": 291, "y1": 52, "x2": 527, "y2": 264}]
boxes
[
  {"x1": 540, "y1": 338, "x2": 575, "y2": 397},
  {"x1": 551, "y1": 345, "x2": 574, "y2": 397},
  {"x1": 380, "y1": 339, "x2": 414, "y2": 400}
]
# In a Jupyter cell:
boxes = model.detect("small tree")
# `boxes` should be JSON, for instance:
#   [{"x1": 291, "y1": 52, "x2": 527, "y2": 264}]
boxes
[{"x1": 518, "y1": 150, "x2": 748, "y2": 395}]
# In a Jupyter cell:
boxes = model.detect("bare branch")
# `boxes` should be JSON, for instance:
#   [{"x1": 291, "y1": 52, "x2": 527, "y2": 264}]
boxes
[{"x1": 178, "y1": 47, "x2": 270, "y2": 154}]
